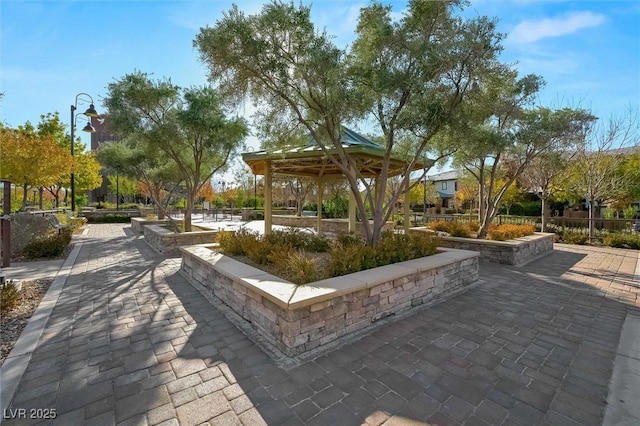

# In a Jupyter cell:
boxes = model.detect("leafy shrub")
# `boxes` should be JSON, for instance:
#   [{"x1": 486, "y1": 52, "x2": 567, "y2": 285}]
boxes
[
  {"x1": 0, "y1": 280, "x2": 21, "y2": 313},
  {"x1": 328, "y1": 242, "x2": 375, "y2": 276},
  {"x1": 10, "y1": 213, "x2": 52, "y2": 255},
  {"x1": 468, "y1": 222, "x2": 480, "y2": 232},
  {"x1": 561, "y1": 230, "x2": 589, "y2": 245},
  {"x1": 23, "y1": 229, "x2": 72, "y2": 259},
  {"x1": 623, "y1": 205, "x2": 638, "y2": 220},
  {"x1": 245, "y1": 238, "x2": 275, "y2": 265},
  {"x1": 86, "y1": 215, "x2": 133, "y2": 223},
  {"x1": 165, "y1": 220, "x2": 185, "y2": 233},
  {"x1": 488, "y1": 224, "x2": 536, "y2": 241},
  {"x1": 264, "y1": 229, "x2": 330, "y2": 252},
  {"x1": 328, "y1": 231, "x2": 440, "y2": 276},
  {"x1": 602, "y1": 233, "x2": 640, "y2": 249}
]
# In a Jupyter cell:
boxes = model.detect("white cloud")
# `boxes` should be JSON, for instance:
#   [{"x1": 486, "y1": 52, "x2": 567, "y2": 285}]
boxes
[{"x1": 509, "y1": 11, "x2": 607, "y2": 43}]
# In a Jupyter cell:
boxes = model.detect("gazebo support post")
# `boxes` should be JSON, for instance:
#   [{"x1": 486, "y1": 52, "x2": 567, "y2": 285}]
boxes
[
  {"x1": 316, "y1": 176, "x2": 323, "y2": 237},
  {"x1": 404, "y1": 175, "x2": 411, "y2": 232},
  {"x1": 348, "y1": 165, "x2": 357, "y2": 234},
  {"x1": 264, "y1": 160, "x2": 272, "y2": 235}
]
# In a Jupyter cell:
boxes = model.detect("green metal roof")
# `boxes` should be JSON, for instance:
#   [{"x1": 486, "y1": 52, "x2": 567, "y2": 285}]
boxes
[{"x1": 243, "y1": 126, "x2": 428, "y2": 178}]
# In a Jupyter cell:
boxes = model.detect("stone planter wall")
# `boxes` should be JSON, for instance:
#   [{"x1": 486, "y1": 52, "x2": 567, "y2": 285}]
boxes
[
  {"x1": 144, "y1": 225, "x2": 218, "y2": 255},
  {"x1": 180, "y1": 245, "x2": 479, "y2": 357},
  {"x1": 131, "y1": 217, "x2": 170, "y2": 233},
  {"x1": 272, "y1": 215, "x2": 394, "y2": 239},
  {"x1": 81, "y1": 209, "x2": 142, "y2": 220},
  {"x1": 410, "y1": 228, "x2": 554, "y2": 267}
]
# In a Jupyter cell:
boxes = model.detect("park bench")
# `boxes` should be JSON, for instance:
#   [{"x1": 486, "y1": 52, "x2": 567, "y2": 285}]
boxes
[{"x1": 48, "y1": 214, "x2": 72, "y2": 233}]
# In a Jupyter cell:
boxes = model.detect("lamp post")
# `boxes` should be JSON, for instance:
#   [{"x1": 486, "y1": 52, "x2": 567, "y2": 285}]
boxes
[{"x1": 70, "y1": 93, "x2": 100, "y2": 212}]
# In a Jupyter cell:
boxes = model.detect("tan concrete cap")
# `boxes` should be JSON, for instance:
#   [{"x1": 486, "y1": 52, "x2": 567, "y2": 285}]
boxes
[
  {"x1": 241, "y1": 273, "x2": 297, "y2": 309},
  {"x1": 288, "y1": 275, "x2": 368, "y2": 309}
]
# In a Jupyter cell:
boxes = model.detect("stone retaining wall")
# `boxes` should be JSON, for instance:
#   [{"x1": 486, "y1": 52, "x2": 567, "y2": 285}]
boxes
[
  {"x1": 180, "y1": 245, "x2": 479, "y2": 357},
  {"x1": 272, "y1": 215, "x2": 394, "y2": 239},
  {"x1": 410, "y1": 228, "x2": 554, "y2": 267},
  {"x1": 144, "y1": 225, "x2": 218, "y2": 255},
  {"x1": 81, "y1": 209, "x2": 141, "y2": 220},
  {"x1": 131, "y1": 217, "x2": 169, "y2": 233}
]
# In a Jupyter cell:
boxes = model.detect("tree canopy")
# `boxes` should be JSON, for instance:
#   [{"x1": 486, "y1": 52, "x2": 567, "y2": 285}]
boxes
[
  {"x1": 104, "y1": 72, "x2": 248, "y2": 230},
  {"x1": 195, "y1": 0, "x2": 505, "y2": 244}
]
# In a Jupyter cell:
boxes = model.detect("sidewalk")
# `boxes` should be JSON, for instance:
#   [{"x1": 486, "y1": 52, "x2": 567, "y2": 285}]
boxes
[
  {"x1": 0, "y1": 259, "x2": 66, "y2": 284},
  {"x1": 1, "y1": 223, "x2": 639, "y2": 425}
]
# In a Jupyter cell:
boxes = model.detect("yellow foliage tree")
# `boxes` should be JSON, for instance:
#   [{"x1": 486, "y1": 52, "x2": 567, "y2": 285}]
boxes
[
  {"x1": 74, "y1": 151, "x2": 103, "y2": 194},
  {"x1": 0, "y1": 125, "x2": 71, "y2": 210},
  {"x1": 197, "y1": 181, "x2": 215, "y2": 202}
]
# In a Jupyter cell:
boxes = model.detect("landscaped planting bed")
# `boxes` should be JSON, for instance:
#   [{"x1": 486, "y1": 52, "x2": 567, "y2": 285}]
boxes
[
  {"x1": 411, "y1": 227, "x2": 554, "y2": 266},
  {"x1": 131, "y1": 217, "x2": 169, "y2": 233},
  {"x1": 272, "y1": 215, "x2": 394, "y2": 240},
  {"x1": 179, "y1": 243, "x2": 479, "y2": 357},
  {"x1": 143, "y1": 224, "x2": 218, "y2": 255}
]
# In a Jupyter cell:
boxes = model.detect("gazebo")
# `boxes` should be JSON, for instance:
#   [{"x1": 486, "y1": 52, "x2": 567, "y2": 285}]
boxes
[{"x1": 242, "y1": 127, "x2": 431, "y2": 236}]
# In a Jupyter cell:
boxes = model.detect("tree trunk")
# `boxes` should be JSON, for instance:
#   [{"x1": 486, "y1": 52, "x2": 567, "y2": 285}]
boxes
[
  {"x1": 21, "y1": 184, "x2": 29, "y2": 210},
  {"x1": 588, "y1": 197, "x2": 595, "y2": 241},
  {"x1": 477, "y1": 201, "x2": 499, "y2": 239},
  {"x1": 184, "y1": 192, "x2": 193, "y2": 232},
  {"x1": 540, "y1": 196, "x2": 547, "y2": 233},
  {"x1": 38, "y1": 187, "x2": 44, "y2": 209}
]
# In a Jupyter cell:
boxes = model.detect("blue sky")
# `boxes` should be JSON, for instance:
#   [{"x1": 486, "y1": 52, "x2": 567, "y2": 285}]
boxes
[{"x1": 2, "y1": 0, "x2": 639, "y2": 160}]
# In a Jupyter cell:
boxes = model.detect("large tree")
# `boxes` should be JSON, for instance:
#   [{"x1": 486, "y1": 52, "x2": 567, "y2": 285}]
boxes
[
  {"x1": 35, "y1": 112, "x2": 102, "y2": 208},
  {"x1": 97, "y1": 139, "x2": 182, "y2": 219},
  {"x1": 453, "y1": 70, "x2": 594, "y2": 238},
  {"x1": 104, "y1": 73, "x2": 248, "y2": 231},
  {"x1": 560, "y1": 110, "x2": 639, "y2": 239},
  {"x1": 518, "y1": 150, "x2": 574, "y2": 231},
  {"x1": 195, "y1": 0, "x2": 503, "y2": 245},
  {"x1": 0, "y1": 123, "x2": 72, "y2": 210}
]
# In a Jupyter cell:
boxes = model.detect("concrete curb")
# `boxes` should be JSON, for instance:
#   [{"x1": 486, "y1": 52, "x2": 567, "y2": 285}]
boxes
[
  {"x1": 0, "y1": 242, "x2": 82, "y2": 420},
  {"x1": 603, "y1": 312, "x2": 640, "y2": 426}
]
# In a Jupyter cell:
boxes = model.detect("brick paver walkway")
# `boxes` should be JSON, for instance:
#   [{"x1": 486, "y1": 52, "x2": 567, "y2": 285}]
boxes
[{"x1": 3, "y1": 224, "x2": 639, "y2": 425}]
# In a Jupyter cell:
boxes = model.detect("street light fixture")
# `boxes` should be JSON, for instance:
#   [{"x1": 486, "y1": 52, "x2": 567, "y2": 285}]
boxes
[{"x1": 70, "y1": 93, "x2": 100, "y2": 212}]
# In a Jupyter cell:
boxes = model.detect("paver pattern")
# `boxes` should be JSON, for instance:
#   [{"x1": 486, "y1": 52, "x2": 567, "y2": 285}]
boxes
[{"x1": 3, "y1": 224, "x2": 639, "y2": 425}]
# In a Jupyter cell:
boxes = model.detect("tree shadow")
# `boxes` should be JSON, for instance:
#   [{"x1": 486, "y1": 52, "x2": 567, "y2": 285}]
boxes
[{"x1": 4, "y1": 225, "x2": 638, "y2": 425}]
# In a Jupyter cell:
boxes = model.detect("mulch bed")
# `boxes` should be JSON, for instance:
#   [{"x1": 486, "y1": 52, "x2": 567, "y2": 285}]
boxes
[{"x1": 0, "y1": 279, "x2": 52, "y2": 367}]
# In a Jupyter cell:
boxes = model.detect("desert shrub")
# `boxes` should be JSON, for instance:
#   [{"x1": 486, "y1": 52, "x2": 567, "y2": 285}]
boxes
[
  {"x1": 268, "y1": 249, "x2": 319, "y2": 284},
  {"x1": 448, "y1": 222, "x2": 471, "y2": 237},
  {"x1": 428, "y1": 220, "x2": 451, "y2": 232},
  {"x1": 23, "y1": 229, "x2": 72, "y2": 259},
  {"x1": 10, "y1": 212, "x2": 52, "y2": 254},
  {"x1": 428, "y1": 220, "x2": 472, "y2": 237},
  {"x1": 410, "y1": 233, "x2": 441, "y2": 258},
  {"x1": 1, "y1": 280, "x2": 21, "y2": 313},
  {"x1": 488, "y1": 224, "x2": 536, "y2": 241},
  {"x1": 336, "y1": 234, "x2": 363, "y2": 247},
  {"x1": 245, "y1": 238, "x2": 275, "y2": 265},
  {"x1": 305, "y1": 235, "x2": 330, "y2": 252},
  {"x1": 602, "y1": 233, "x2": 640, "y2": 249},
  {"x1": 218, "y1": 228, "x2": 258, "y2": 256}
]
